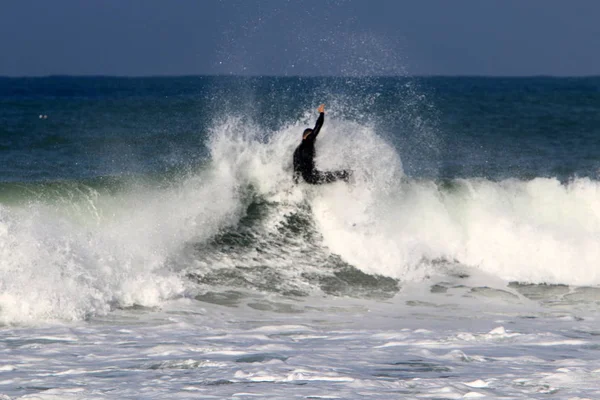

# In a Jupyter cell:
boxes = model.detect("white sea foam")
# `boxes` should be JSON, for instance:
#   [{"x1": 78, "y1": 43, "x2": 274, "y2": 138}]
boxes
[
  {"x1": 316, "y1": 175, "x2": 600, "y2": 285},
  {"x1": 0, "y1": 161, "x2": 241, "y2": 323},
  {"x1": 1, "y1": 285, "x2": 599, "y2": 399}
]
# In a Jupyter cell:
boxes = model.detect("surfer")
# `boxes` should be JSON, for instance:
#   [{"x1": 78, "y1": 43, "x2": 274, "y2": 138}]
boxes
[{"x1": 293, "y1": 104, "x2": 351, "y2": 184}]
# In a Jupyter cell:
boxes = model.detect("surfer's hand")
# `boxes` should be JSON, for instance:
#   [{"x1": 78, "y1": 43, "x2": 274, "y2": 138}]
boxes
[{"x1": 318, "y1": 104, "x2": 325, "y2": 113}]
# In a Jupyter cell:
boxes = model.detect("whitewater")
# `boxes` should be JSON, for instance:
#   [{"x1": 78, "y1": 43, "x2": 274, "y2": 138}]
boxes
[{"x1": 1, "y1": 76, "x2": 600, "y2": 398}]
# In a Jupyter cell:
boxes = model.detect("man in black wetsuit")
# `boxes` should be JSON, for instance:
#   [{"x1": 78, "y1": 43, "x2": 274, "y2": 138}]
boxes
[{"x1": 293, "y1": 104, "x2": 351, "y2": 184}]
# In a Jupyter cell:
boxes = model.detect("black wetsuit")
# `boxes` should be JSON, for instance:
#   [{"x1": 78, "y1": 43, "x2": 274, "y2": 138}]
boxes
[{"x1": 293, "y1": 112, "x2": 351, "y2": 184}]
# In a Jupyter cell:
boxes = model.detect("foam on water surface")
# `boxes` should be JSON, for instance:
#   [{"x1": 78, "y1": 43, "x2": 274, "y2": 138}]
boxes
[{"x1": 2, "y1": 290, "x2": 600, "y2": 399}]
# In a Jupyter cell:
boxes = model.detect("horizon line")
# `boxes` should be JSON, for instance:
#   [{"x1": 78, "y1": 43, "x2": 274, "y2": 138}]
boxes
[{"x1": 1, "y1": 73, "x2": 599, "y2": 79}]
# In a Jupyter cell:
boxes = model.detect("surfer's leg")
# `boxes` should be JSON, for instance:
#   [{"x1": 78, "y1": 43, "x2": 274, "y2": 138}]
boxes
[
  {"x1": 317, "y1": 170, "x2": 351, "y2": 183},
  {"x1": 335, "y1": 170, "x2": 352, "y2": 183},
  {"x1": 302, "y1": 171, "x2": 320, "y2": 184}
]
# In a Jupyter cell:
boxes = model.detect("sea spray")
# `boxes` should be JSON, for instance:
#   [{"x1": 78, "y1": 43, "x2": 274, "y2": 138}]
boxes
[
  {"x1": 0, "y1": 169, "x2": 241, "y2": 323},
  {"x1": 315, "y1": 176, "x2": 600, "y2": 285},
  {"x1": 206, "y1": 114, "x2": 600, "y2": 286}
]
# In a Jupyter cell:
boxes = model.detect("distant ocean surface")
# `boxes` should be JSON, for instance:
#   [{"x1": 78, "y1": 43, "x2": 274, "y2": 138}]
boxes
[
  {"x1": 2, "y1": 76, "x2": 600, "y2": 182},
  {"x1": 1, "y1": 76, "x2": 600, "y2": 399}
]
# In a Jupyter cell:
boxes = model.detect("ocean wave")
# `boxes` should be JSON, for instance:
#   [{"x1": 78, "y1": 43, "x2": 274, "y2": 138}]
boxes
[{"x1": 1, "y1": 113, "x2": 599, "y2": 323}]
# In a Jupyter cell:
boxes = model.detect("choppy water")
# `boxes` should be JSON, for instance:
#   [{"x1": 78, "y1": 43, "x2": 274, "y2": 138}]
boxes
[{"x1": 1, "y1": 76, "x2": 600, "y2": 399}]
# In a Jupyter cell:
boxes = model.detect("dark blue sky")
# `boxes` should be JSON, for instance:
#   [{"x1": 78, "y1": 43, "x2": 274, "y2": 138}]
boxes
[{"x1": 2, "y1": 0, "x2": 599, "y2": 76}]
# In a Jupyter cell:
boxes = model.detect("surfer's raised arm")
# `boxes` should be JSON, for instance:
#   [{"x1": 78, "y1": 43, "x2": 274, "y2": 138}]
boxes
[{"x1": 307, "y1": 104, "x2": 325, "y2": 141}]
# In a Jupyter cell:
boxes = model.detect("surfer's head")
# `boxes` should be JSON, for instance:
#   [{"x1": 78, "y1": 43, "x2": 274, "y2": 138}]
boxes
[{"x1": 302, "y1": 128, "x2": 312, "y2": 140}]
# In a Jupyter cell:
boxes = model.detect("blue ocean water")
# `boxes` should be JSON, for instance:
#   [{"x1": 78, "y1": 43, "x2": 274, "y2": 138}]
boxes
[
  {"x1": 2, "y1": 76, "x2": 599, "y2": 184},
  {"x1": 2, "y1": 76, "x2": 600, "y2": 399}
]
